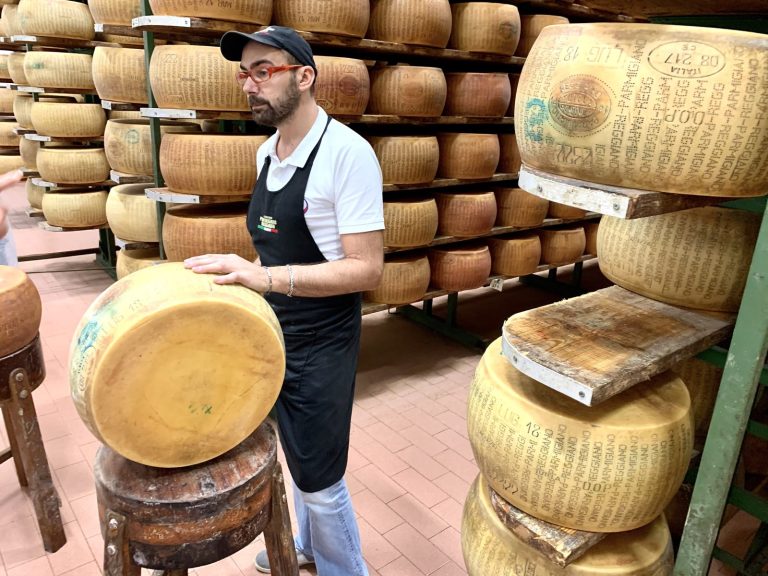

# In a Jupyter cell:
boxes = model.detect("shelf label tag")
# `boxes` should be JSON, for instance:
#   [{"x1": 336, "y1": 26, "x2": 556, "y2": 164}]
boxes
[{"x1": 490, "y1": 278, "x2": 504, "y2": 292}]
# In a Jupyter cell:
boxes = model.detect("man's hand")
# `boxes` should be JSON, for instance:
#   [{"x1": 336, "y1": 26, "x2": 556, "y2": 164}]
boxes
[{"x1": 184, "y1": 253, "x2": 269, "y2": 292}]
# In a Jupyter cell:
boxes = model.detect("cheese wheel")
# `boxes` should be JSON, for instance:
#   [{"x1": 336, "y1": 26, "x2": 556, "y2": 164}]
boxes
[
  {"x1": 105, "y1": 119, "x2": 201, "y2": 176},
  {"x1": 497, "y1": 133, "x2": 521, "y2": 174},
  {"x1": 108, "y1": 110, "x2": 143, "y2": 120},
  {"x1": 8, "y1": 52, "x2": 28, "y2": 85},
  {"x1": 0, "y1": 88, "x2": 14, "y2": 114},
  {"x1": 273, "y1": 0, "x2": 369, "y2": 38},
  {"x1": 670, "y1": 357, "x2": 721, "y2": 443},
  {"x1": 539, "y1": 226, "x2": 585, "y2": 266},
  {"x1": 584, "y1": 219, "x2": 599, "y2": 256},
  {"x1": 506, "y1": 73, "x2": 519, "y2": 116},
  {"x1": 0, "y1": 121, "x2": 19, "y2": 147},
  {"x1": 494, "y1": 187, "x2": 549, "y2": 228},
  {"x1": 37, "y1": 147, "x2": 110, "y2": 185},
  {"x1": 23, "y1": 52, "x2": 94, "y2": 90},
  {"x1": 435, "y1": 191, "x2": 497, "y2": 237},
  {"x1": 148, "y1": 0, "x2": 272, "y2": 24},
  {"x1": 548, "y1": 202, "x2": 588, "y2": 220},
  {"x1": 150, "y1": 45, "x2": 248, "y2": 111},
  {"x1": 162, "y1": 204, "x2": 256, "y2": 262},
  {"x1": 106, "y1": 184, "x2": 159, "y2": 243},
  {"x1": 469, "y1": 337, "x2": 693, "y2": 532},
  {"x1": 18, "y1": 0, "x2": 95, "y2": 40},
  {"x1": 516, "y1": 23, "x2": 768, "y2": 197},
  {"x1": 160, "y1": 133, "x2": 266, "y2": 196},
  {"x1": 383, "y1": 197, "x2": 438, "y2": 248},
  {"x1": 31, "y1": 103, "x2": 106, "y2": 138},
  {"x1": 444, "y1": 73, "x2": 511, "y2": 117},
  {"x1": 42, "y1": 190, "x2": 108, "y2": 228},
  {"x1": 437, "y1": 133, "x2": 499, "y2": 179},
  {"x1": 0, "y1": 54, "x2": 10, "y2": 81},
  {"x1": 597, "y1": 207, "x2": 761, "y2": 312},
  {"x1": 488, "y1": 234, "x2": 541, "y2": 276},
  {"x1": 92, "y1": 47, "x2": 148, "y2": 104},
  {"x1": 364, "y1": 253, "x2": 430, "y2": 305},
  {"x1": 315, "y1": 56, "x2": 370, "y2": 116},
  {"x1": 368, "y1": 66, "x2": 446, "y2": 117},
  {"x1": 20, "y1": 137, "x2": 39, "y2": 170},
  {"x1": 370, "y1": 136, "x2": 438, "y2": 185},
  {"x1": 69, "y1": 262, "x2": 285, "y2": 467},
  {"x1": 368, "y1": 0, "x2": 452, "y2": 48},
  {"x1": 462, "y1": 476, "x2": 675, "y2": 576},
  {"x1": 88, "y1": 0, "x2": 142, "y2": 25},
  {"x1": 515, "y1": 14, "x2": 569, "y2": 57},
  {"x1": 0, "y1": 5, "x2": 20, "y2": 37},
  {"x1": 429, "y1": 244, "x2": 491, "y2": 291},
  {"x1": 26, "y1": 178, "x2": 44, "y2": 208},
  {"x1": 116, "y1": 247, "x2": 164, "y2": 280},
  {"x1": 0, "y1": 266, "x2": 42, "y2": 357},
  {"x1": 13, "y1": 94, "x2": 33, "y2": 129},
  {"x1": 449, "y1": 3, "x2": 521, "y2": 55},
  {"x1": 0, "y1": 153, "x2": 25, "y2": 173}
]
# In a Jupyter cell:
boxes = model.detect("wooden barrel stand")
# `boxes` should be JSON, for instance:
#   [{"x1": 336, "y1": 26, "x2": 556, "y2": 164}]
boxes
[
  {"x1": 95, "y1": 421, "x2": 299, "y2": 576},
  {"x1": 0, "y1": 334, "x2": 67, "y2": 553}
]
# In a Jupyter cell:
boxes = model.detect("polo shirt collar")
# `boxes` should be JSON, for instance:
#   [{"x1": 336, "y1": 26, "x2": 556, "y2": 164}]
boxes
[{"x1": 266, "y1": 106, "x2": 328, "y2": 168}]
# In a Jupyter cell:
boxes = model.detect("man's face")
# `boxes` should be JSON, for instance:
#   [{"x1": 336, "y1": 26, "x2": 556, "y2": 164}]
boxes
[{"x1": 239, "y1": 42, "x2": 302, "y2": 127}]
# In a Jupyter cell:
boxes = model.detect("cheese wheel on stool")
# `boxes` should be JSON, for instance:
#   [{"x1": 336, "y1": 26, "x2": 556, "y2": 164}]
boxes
[{"x1": 0, "y1": 267, "x2": 42, "y2": 357}]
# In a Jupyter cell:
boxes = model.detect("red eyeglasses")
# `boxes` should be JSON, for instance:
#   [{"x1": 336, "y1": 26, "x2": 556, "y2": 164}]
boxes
[{"x1": 236, "y1": 65, "x2": 304, "y2": 85}]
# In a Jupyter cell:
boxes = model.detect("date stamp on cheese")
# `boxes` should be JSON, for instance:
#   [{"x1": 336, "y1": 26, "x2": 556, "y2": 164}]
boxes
[{"x1": 548, "y1": 74, "x2": 612, "y2": 136}]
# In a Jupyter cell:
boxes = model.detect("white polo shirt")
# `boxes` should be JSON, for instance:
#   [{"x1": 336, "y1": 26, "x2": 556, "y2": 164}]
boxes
[{"x1": 256, "y1": 106, "x2": 384, "y2": 262}]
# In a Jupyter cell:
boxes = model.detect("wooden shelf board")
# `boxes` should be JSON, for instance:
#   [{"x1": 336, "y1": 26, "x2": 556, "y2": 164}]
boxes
[
  {"x1": 502, "y1": 285, "x2": 736, "y2": 406},
  {"x1": 382, "y1": 172, "x2": 519, "y2": 193},
  {"x1": 570, "y1": 0, "x2": 767, "y2": 18},
  {"x1": 517, "y1": 0, "x2": 644, "y2": 21},
  {"x1": 38, "y1": 220, "x2": 107, "y2": 232},
  {"x1": 16, "y1": 85, "x2": 97, "y2": 95},
  {"x1": 24, "y1": 133, "x2": 103, "y2": 143},
  {"x1": 0, "y1": 82, "x2": 19, "y2": 90},
  {"x1": 93, "y1": 23, "x2": 144, "y2": 38},
  {"x1": 12, "y1": 127, "x2": 36, "y2": 135},
  {"x1": 110, "y1": 170, "x2": 153, "y2": 184},
  {"x1": 21, "y1": 168, "x2": 39, "y2": 178},
  {"x1": 518, "y1": 165, "x2": 724, "y2": 220},
  {"x1": 24, "y1": 207, "x2": 44, "y2": 218},
  {"x1": 32, "y1": 178, "x2": 111, "y2": 190},
  {"x1": 8, "y1": 34, "x2": 120, "y2": 49},
  {"x1": 145, "y1": 187, "x2": 250, "y2": 204}
]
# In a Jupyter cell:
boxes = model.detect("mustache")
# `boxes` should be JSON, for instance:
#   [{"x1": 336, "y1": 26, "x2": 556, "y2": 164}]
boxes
[{"x1": 248, "y1": 96, "x2": 270, "y2": 107}]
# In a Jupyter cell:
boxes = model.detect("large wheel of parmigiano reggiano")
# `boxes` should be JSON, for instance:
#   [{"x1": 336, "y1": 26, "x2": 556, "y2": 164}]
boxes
[
  {"x1": 1, "y1": 5, "x2": 21, "y2": 37},
  {"x1": 160, "y1": 133, "x2": 266, "y2": 196},
  {"x1": 149, "y1": 0, "x2": 271, "y2": 23},
  {"x1": 494, "y1": 187, "x2": 549, "y2": 228},
  {"x1": 88, "y1": 0, "x2": 142, "y2": 25},
  {"x1": 370, "y1": 136, "x2": 438, "y2": 185},
  {"x1": 23, "y1": 52, "x2": 94, "y2": 90},
  {"x1": 0, "y1": 266, "x2": 42, "y2": 358},
  {"x1": 26, "y1": 178, "x2": 44, "y2": 209},
  {"x1": 383, "y1": 198, "x2": 438, "y2": 248},
  {"x1": 0, "y1": 153, "x2": 24, "y2": 173},
  {"x1": 92, "y1": 47, "x2": 148, "y2": 104},
  {"x1": 150, "y1": 45, "x2": 247, "y2": 111},
  {"x1": 498, "y1": 133, "x2": 521, "y2": 174},
  {"x1": 116, "y1": 247, "x2": 164, "y2": 280},
  {"x1": 364, "y1": 254, "x2": 430, "y2": 305},
  {"x1": 315, "y1": 56, "x2": 370, "y2": 116},
  {"x1": 18, "y1": 0, "x2": 95, "y2": 40},
  {"x1": 584, "y1": 219, "x2": 599, "y2": 256},
  {"x1": 515, "y1": 15, "x2": 569, "y2": 57},
  {"x1": 462, "y1": 476, "x2": 675, "y2": 576},
  {"x1": 7, "y1": 52, "x2": 27, "y2": 85},
  {"x1": 31, "y1": 103, "x2": 106, "y2": 138},
  {"x1": 429, "y1": 244, "x2": 491, "y2": 291},
  {"x1": 368, "y1": 0, "x2": 452, "y2": 48},
  {"x1": 37, "y1": 147, "x2": 110, "y2": 185},
  {"x1": 506, "y1": 73, "x2": 519, "y2": 117},
  {"x1": 0, "y1": 121, "x2": 19, "y2": 147},
  {"x1": 14, "y1": 93, "x2": 77, "y2": 130},
  {"x1": 274, "y1": 0, "x2": 369, "y2": 38},
  {"x1": 435, "y1": 191, "x2": 496, "y2": 237},
  {"x1": 106, "y1": 184, "x2": 159, "y2": 243},
  {"x1": 0, "y1": 55, "x2": 10, "y2": 81},
  {"x1": 20, "y1": 137, "x2": 39, "y2": 169},
  {"x1": 105, "y1": 119, "x2": 201, "y2": 177},
  {"x1": 548, "y1": 201, "x2": 587, "y2": 220},
  {"x1": 108, "y1": 110, "x2": 142, "y2": 120},
  {"x1": 671, "y1": 357, "x2": 721, "y2": 444},
  {"x1": 368, "y1": 66, "x2": 446, "y2": 117},
  {"x1": 69, "y1": 262, "x2": 285, "y2": 467},
  {"x1": 437, "y1": 133, "x2": 499, "y2": 179},
  {"x1": 597, "y1": 207, "x2": 761, "y2": 312},
  {"x1": 449, "y1": 3, "x2": 521, "y2": 55},
  {"x1": 539, "y1": 226, "x2": 585, "y2": 266},
  {"x1": 163, "y1": 204, "x2": 256, "y2": 262},
  {"x1": 516, "y1": 24, "x2": 768, "y2": 197},
  {"x1": 444, "y1": 73, "x2": 511, "y2": 117},
  {"x1": 488, "y1": 234, "x2": 541, "y2": 277},
  {"x1": 469, "y1": 336, "x2": 693, "y2": 532},
  {"x1": 0, "y1": 88, "x2": 13, "y2": 115},
  {"x1": 42, "y1": 190, "x2": 108, "y2": 228}
]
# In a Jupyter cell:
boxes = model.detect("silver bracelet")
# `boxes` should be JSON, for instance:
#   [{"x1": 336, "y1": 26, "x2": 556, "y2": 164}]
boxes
[
  {"x1": 262, "y1": 266, "x2": 272, "y2": 295},
  {"x1": 286, "y1": 264, "x2": 295, "y2": 297}
]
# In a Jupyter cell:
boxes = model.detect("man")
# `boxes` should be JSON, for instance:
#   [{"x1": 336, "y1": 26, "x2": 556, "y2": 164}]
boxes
[
  {"x1": 184, "y1": 26, "x2": 383, "y2": 576},
  {"x1": 0, "y1": 169, "x2": 25, "y2": 266}
]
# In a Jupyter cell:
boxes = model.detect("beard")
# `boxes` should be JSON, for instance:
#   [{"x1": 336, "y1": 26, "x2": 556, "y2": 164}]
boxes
[{"x1": 248, "y1": 77, "x2": 301, "y2": 127}]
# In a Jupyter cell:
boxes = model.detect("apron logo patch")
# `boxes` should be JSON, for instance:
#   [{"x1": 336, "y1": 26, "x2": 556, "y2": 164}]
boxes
[{"x1": 258, "y1": 214, "x2": 278, "y2": 234}]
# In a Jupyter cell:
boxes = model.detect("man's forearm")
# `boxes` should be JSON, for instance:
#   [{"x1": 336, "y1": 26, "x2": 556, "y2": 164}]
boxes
[{"x1": 265, "y1": 258, "x2": 382, "y2": 297}]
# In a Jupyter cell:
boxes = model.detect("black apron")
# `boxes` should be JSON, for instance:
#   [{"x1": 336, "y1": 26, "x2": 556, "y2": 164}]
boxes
[{"x1": 247, "y1": 117, "x2": 361, "y2": 493}]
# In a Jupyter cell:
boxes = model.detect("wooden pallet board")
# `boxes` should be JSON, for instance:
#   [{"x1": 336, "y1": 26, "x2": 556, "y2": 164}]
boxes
[
  {"x1": 145, "y1": 187, "x2": 250, "y2": 204},
  {"x1": 489, "y1": 487, "x2": 606, "y2": 567},
  {"x1": 110, "y1": 171, "x2": 153, "y2": 185},
  {"x1": 518, "y1": 165, "x2": 723, "y2": 220},
  {"x1": 502, "y1": 285, "x2": 735, "y2": 406}
]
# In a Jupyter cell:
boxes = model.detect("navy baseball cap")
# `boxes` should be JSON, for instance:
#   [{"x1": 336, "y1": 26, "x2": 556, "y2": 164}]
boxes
[{"x1": 220, "y1": 26, "x2": 317, "y2": 73}]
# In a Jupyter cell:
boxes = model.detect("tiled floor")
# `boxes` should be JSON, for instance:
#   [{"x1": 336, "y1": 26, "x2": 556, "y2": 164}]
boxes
[{"x1": 0, "y1": 179, "x2": 753, "y2": 575}]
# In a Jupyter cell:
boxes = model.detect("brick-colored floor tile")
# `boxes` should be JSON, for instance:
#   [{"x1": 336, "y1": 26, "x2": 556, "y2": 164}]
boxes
[
  {"x1": 431, "y1": 497, "x2": 465, "y2": 531},
  {"x1": 347, "y1": 445, "x2": 371, "y2": 473},
  {"x1": 433, "y1": 472, "x2": 471, "y2": 504},
  {"x1": 44, "y1": 435, "x2": 85, "y2": 471},
  {"x1": 430, "y1": 527, "x2": 464, "y2": 568},
  {"x1": 359, "y1": 518, "x2": 400, "y2": 571},
  {"x1": 434, "y1": 430, "x2": 473, "y2": 462},
  {"x1": 433, "y1": 450, "x2": 477, "y2": 485},
  {"x1": 360, "y1": 441, "x2": 409, "y2": 475},
  {"x1": 53, "y1": 462, "x2": 94, "y2": 503},
  {"x1": 7, "y1": 556, "x2": 52, "y2": 576},
  {"x1": 434, "y1": 410, "x2": 469, "y2": 439},
  {"x1": 384, "y1": 523, "x2": 449, "y2": 575},
  {"x1": 379, "y1": 555, "x2": 422, "y2": 576},
  {"x1": 0, "y1": 515, "x2": 46, "y2": 570},
  {"x1": 389, "y1": 493, "x2": 448, "y2": 539},
  {"x1": 353, "y1": 464, "x2": 407, "y2": 504},
  {"x1": 58, "y1": 561, "x2": 101, "y2": 576},
  {"x1": 399, "y1": 425, "x2": 447, "y2": 457},
  {"x1": 397, "y1": 445, "x2": 449, "y2": 482},
  {"x1": 354, "y1": 489, "x2": 404, "y2": 533},
  {"x1": 69, "y1": 494, "x2": 100, "y2": 539},
  {"x1": 364, "y1": 422, "x2": 412, "y2": 453},
  {"x1": 392, "y1": 468, "x2": 448, "y2": 509},
  {"x1": 432, "y1": 560, "x2": 468, "y2": 576},
  {"x1": 48, "y1": 521, "x2": 94, "y2": 575}
]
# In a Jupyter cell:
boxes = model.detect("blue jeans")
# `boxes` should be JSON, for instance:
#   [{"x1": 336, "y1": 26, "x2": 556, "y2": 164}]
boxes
[{"x1": 293, "y1": 477, "x2": 368, "y2": 576}]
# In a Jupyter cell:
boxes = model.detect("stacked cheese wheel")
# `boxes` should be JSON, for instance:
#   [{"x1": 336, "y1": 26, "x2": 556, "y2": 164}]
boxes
[{"x1": 0, "y1": 266, "x2": 43, "y2": 357}]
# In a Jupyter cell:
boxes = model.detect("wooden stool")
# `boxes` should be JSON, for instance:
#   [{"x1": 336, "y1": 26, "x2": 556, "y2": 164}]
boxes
[
  {"x1": 0, "y1": 334, "x2": 66, "y2": 553},
  {"x1": 95, "y1": 421, "x2": 299, "y2": 576}
]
